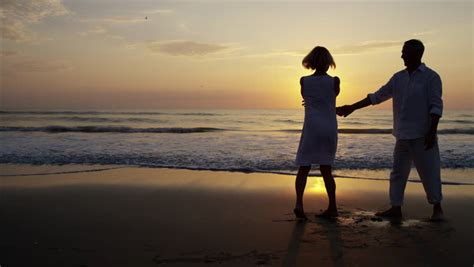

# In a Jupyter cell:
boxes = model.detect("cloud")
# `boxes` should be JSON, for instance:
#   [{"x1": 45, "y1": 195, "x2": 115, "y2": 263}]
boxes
[
  {"x1": 241, "y1": 50, "x2": 304, "y2": 59},
  {"x1": 78, "y1": 26, "x2": 107, "y2": 36},
  {"x1": 7, "y1": 58, "x2": 72, "y2": 72},
  {"x1": 99, "y1": 17, "x2": 145, "y2": 24},
  {"x1": 246, "y1": 42, "x2": 402, "y2": 61},
  {"x1": 144, "y1": 9, "x2": 173, "y2": 15},
  {"x1": 77, "y1": 15, "x2": 150, "y2": 39},
  {"x1": 80, "y1": 16, "x2": 148, "y2": 25},
  {"x1": 0, "y1": 0, "x2": 69, "y2": 42},
  {"x1": 0, "y1": 50, "x2": 19, "y2": 57},
  {"x1": 332, "y1": 41, "x2": 402, "y2": 55},
  {"x1": 148, "y1": 40, "x2": 231, "y2": 56},
  {"x1": 413, "y1": 30, "x2": 436, "y2": 37},
  {"x1": 176, "y1": 22, "x2": 189, "y2": 32},
  {"x1": 76, "y1": 9, "x2": 174, "y2": 43}
]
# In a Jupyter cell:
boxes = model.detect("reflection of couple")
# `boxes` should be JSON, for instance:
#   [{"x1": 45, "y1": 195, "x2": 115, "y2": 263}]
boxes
[{"x1": 293, "y1": 39, "x2": 444, "y2": 221}]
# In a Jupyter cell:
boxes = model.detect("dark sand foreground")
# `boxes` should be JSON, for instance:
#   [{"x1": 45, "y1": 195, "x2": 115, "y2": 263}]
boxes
[{"x1": 1, "y1": 165, "x2": 473, "y2": 266}]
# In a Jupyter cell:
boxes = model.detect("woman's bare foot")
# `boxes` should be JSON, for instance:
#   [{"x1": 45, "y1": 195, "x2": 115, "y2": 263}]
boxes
[{"x1": 293, "y1": 207, "x2": 308, "y2": 220}]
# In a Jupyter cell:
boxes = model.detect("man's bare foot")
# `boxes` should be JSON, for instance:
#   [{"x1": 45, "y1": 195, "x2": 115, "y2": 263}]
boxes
[
  {"x1": 430, "y1": 204, "x2": 444, "y2": 222},
  {"x1": 375, "y1": 206, "x2": 402, "y2": 218},
  {"x1": 315, "y1": 208, "x2": 338, "y2": 218}
]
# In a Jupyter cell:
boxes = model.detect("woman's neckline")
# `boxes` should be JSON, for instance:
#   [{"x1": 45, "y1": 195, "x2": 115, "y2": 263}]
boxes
[{"x1": 310, "y1": 72, "x2": 328, "y2": 77}]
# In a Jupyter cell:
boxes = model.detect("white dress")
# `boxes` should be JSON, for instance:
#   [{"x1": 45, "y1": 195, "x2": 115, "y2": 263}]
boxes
[{"x1": 295, "y1": 75, "x2": 338, "y2": 166}]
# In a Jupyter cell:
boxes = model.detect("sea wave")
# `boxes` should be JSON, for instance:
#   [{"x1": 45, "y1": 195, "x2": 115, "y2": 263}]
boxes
[
  {"x1": 1, "y1": 116, "x2": 168, "y2": 123},
  {"x1": 273, "y1": 119, "x2": 301, "y2": 124},
  {"x1": 0, "y1": 126, "x2": 225, "y2": 133},
  {"x1": 56, "y1": 116, "x2": 162, "y2": 123},
  {"x1": 444, "y1": 119, "x2": 474, "y2": 124},
  {"x1": 1, "y1": 149, "x2": 472, "y2": 170},
  {"x1": 1, "y1": 126, "x2": 473, "y2": 134},
  {"x1": 0, "y1": 110, "x2": 219, "y2": 116},
  {"x1": 437, "y1": 128, "x2": 474, "y2": 134},
  {"x1": 1, "y1": 116, "x2": 163, "y2": 123},
  {"x1": 339, "y1": 128, "x2": 392, "y2": 134},
  {"x1": 280, "y1": 128, "x2": 474, "y2": 135}
]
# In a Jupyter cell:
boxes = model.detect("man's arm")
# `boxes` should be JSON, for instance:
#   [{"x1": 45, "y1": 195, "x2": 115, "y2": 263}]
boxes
[
  {"x1": 336, "y1": 97, "x2": 371, "y2": 117},
  {"x1": 427, "y1": 74, "x2": 443, "y2": 117},
  {"x1": 337, "y1": 75, "x2": 395, "y2": 117},
  {"x1": 424, "y1": 73, "x2": 443, "y2": 150},
  {"x1": 424, "y1": 114, "x2": 440, "y2": 150}
]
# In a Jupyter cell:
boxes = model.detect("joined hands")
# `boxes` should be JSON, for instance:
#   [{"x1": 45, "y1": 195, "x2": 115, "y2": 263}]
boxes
[{"x1": 336, "y1": 105, "x2": 354, "y2": 117}]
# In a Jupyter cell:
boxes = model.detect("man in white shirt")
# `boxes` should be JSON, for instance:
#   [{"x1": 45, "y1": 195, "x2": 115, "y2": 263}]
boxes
[{"x1": 336, "y1": 39, "x2": 444, "y2": 221}]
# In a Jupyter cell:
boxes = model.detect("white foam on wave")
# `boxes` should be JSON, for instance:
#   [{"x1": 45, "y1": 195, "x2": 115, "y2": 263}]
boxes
[{"x1": 0, "y1": 126, "x2": 226, "y2": 133}]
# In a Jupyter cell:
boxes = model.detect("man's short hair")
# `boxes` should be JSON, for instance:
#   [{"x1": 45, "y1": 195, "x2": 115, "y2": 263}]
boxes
[{"x1": 404, "y1": 39, "x2": 425, "y2": 57}]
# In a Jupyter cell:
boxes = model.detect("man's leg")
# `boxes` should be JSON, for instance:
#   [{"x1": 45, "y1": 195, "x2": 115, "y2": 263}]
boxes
[
  {"x1": 376, "y1": 139, "x2": 412, "y2": 217},
  {"x1": 411, "y1": 138, "x2": 443, "y2": 220}
]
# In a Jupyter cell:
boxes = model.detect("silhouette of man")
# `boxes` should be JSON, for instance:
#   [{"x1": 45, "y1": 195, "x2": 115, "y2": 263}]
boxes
[{"x1": 336, "y1": 39, "x2": 444, "y2": 220}]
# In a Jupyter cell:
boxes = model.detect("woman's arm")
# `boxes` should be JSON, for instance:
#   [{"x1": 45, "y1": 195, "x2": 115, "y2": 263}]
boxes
[
  {"x1": 300, "y1": 77, "x2": 305, "y2": 106},
  {"x1": 334, "y1": 76, "x2": 340, "y2": 97},
  {"x1": 300, "y1": 77, "x2": 304, "y2": 98}
]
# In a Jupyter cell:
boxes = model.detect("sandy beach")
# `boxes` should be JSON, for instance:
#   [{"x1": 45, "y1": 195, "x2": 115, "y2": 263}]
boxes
[{"x1": 1, "y1": 165, "x2": 473, "y2": 266}]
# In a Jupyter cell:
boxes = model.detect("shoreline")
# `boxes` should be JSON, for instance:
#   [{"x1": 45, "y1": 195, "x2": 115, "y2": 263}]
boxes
[{"x1": 1, "y1": 163, "x2": 473, "y2": 185}]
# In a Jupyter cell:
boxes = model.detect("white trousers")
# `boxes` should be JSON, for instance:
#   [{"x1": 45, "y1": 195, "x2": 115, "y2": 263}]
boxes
[{"x1": 390, "y1": 137, "x2": 442, "y2": 206}]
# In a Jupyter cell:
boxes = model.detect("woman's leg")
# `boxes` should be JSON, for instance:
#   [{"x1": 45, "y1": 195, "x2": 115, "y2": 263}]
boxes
[
  {"x1": 295, "y1": 165, "x2": 311, "y2": 211},
  {"x1": 320, "y1": 165, "x2": 337, "y2": 214}
]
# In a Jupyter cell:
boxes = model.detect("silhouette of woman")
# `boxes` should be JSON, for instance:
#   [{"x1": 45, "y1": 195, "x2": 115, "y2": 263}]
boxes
[{"x1": 294, "y1": 46, "x2": 340, "y2": 220}]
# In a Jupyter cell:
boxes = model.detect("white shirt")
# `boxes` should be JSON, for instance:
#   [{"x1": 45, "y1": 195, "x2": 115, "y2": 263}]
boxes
[{"x1": 368, "y1": 63, "x2": 443, "y2": 140}]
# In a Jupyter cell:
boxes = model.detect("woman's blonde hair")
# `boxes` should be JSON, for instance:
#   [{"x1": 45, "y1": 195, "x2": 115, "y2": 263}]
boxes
[{"x1": 302, "y1": 46, "x2": 336, "y2": 72}]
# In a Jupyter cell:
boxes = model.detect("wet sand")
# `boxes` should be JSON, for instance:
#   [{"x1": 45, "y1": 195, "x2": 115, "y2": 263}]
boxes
[{"x1": 1, "y1": 165, "x2": 473, "y2": 266}]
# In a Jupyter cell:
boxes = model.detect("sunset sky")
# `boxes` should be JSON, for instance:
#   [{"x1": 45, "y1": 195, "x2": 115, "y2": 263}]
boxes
[{"x1": 1, "y1": 0, "x2": 472, "y2": 110}]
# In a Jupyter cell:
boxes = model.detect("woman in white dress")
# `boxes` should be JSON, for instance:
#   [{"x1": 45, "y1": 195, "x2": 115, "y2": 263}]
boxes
[{"x1": 294, "y1": 46, "x2": 340, "y2": 219}]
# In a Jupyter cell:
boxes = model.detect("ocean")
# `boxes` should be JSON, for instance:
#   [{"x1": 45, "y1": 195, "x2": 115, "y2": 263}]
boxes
[{"x1": 0, "y1": 109, "x2": 473, "y2": 184}]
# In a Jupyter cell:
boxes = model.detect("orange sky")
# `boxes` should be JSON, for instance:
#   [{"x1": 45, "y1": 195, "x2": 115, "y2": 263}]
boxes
[{"x1": 1, "y1": 0, "x2": 472, "y2": 110}]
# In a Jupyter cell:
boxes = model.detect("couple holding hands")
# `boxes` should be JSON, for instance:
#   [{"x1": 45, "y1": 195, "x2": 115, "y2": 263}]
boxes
[{"x1": 294, "y1": 39, "x2": 444, "y2": 221}]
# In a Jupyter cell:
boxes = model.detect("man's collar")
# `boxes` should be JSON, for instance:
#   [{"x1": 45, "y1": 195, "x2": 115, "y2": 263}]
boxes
[
  {"x1": 417, "y1": 63, "x2": 426, "y2": 72},
  {"x1": 405, "y1": 63, "x2": 426, "y2": 73}
]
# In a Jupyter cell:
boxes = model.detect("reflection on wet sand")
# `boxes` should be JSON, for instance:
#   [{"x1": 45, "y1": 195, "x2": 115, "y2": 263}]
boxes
[
  {"x1": 279, "y1": 207, "x2": 456, "y2": 266},
  {"x1": 282, "y1": 221, "x2": 307, "y2": 266}
]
